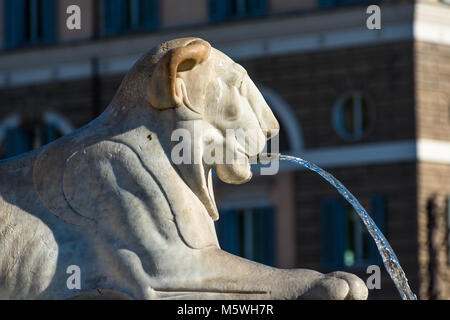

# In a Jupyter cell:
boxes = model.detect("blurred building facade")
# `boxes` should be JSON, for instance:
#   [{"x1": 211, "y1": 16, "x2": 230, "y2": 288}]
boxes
[{"x1": 0, "y1": 0, "x2": 449, "y2": 299}]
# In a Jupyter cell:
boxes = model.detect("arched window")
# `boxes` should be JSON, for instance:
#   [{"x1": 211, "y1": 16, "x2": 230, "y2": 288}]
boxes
[
  {"x1": 104, "y1": 0, "x2": 159, "y2": 36},
  {"x1": 322, "y1": 195, "x2": 385, "y2": 269},
  {"x1": 0, "y1": 111, "x2": 74, "y2": 159},
  {"x1": 210, "y1": 0, "x2": 267, "y2": 22},
  {"x1": 332, "y1": 92, "x2": 375, "y2": 141},
  {"x1": 216, "y1": 205, "x2": 275, "y2": 266},
  {"x1": 259, "y1": 85, "x2": 304, "y2": 155},
  {"x1": 3, "y1": 0, "x2": 56, "y2": 48},
  {"x1": 216, "y1": 86, "x2": 302, "y2": 267}
]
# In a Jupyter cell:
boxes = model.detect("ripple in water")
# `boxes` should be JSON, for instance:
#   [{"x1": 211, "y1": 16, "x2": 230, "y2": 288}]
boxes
[{"x1": 279, "y1": 154, "x2": 417, "y2": 300}]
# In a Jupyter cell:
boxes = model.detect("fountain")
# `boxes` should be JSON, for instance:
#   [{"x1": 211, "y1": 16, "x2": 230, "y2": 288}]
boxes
[
  {"x1": 257, "y1": 153, "x2": 417, "y2": 300},
  {"x1": 0, "y1": 37, "x2": 407, "y2": 300}
]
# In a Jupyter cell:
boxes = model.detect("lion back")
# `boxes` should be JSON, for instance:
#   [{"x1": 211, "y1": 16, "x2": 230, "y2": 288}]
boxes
[{"x1": 0, "y1": 154, "x2": 58, "y2": 299}]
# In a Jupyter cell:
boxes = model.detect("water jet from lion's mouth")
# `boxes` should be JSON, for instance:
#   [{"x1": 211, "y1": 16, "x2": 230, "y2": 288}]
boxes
[{"x1": 254, "y1": 153, "x2": 417, "y2": 300}]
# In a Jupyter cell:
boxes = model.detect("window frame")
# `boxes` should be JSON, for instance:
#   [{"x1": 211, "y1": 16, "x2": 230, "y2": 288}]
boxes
[
  {"x1": 332, "y1": 92, "x2": 375, "y2": 141},
  {"x1": 209, "y1": 0, "x2": 267, "y2": 23},
  {"x1": 103, "y1": 0, "x2": 159, "y2": 36},
  {"x1": 216, "y1": 205, "x2": 276, "y2": 266},
  {"x1": 321, "y1": 194, "x2": 385, "y2": 270},
  {"x1": 3, "y1": 0, "x2": 56, "y2": 49},
  {"x1": 0, "y1": 112, "x2": 74, "y2": 159},
  {"x1": 319, "y1": 0, "x2": 376, "y2": 8}
]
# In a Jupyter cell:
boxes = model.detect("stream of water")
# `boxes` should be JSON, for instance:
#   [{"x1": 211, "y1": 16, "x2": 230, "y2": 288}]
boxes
[{"x1": 279, "y1": 154, "x2": 417, "y2": 300}]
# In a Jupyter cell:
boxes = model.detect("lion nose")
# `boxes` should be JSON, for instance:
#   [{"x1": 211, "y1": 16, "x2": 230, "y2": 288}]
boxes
[
  {"x1": 243, "y1": 75, "x2": 280, "y2": 141},
  {"x1": 264, "y1": 116, "x2": 280, "y2": 140},
  {"x1": 260, "y1": 108, "x2": 280, "y2": 140}
]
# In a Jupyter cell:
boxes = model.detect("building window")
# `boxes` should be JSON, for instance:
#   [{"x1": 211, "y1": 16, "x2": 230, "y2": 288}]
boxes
[
  {"x1": 1, "y1": 123, "x2": 61, "y2": 159},
  {"x1": 210, "y1": 0, "x2": 267, "y2": 22},
  {"x1": 265, "y1": 108, "x2": 290, "y2": 154},
  {"x1": 259, "y1": 86, "x2": 304, "y2": 155},
  {"x1": 332, "y1": 92, "x2": 374, "y2": 141},
  {"x1": 216, "y1": 206, "x2": 275, "y2": 266},
  {"x1": 321, "y1": 195, "x2": 385, "y2": 269},
  {"x1": 3, "y1": 0, "x2": 56, "y2": 48},
  {"x1": 319, "y1": 0, "x2": 374, "y2": 8},
  {"x1": 0, "y1": 113, "x2": 73, "y2": 159},
  {"x1": 104, "y1": 0, "x2": 158, "y2": 36}
]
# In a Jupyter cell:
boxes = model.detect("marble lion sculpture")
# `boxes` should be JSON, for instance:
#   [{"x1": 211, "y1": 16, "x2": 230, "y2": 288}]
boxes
[{"x1": 0, "y1": 37, "x2": 368, "y2": 300}]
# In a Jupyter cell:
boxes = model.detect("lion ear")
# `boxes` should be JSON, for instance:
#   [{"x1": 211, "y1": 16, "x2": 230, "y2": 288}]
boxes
[{"x1": 149, "y1": 39, "x2": 211, "y2": 110}]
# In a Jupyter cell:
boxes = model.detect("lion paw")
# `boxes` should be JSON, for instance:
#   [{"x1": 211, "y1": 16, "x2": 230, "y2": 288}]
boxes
[{"x1": 302, "y1": 271, "x2": 368, "y2": 300}]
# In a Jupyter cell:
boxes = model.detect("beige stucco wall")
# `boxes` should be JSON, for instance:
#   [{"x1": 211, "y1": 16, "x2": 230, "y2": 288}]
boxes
[
  {"x1": 269, "y1": 0, "x2": 318, "y2": 13},
  {"x1": 270, "y1": 172, "x2": 296, "y2": 268},
  {"x1": 58, "y1": 0, "x2": 94, "y2": 42},
  {"x1": 161, "y1": 0, "x2": 207, "y2": 27},
  {"x1": 415, "y1": 41, "x2": 450, "y2": 142}
]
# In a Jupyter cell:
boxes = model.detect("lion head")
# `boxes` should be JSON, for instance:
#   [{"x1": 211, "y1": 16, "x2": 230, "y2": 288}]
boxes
[{"x1": 113, "y1": 37, "x2": 279, "y2": 221}]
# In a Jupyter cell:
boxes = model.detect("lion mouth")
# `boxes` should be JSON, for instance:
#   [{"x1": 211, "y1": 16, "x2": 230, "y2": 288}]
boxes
[
  {"x1": 236, "y1": 141, "x2": 264, "y2": 165},
  {"x1": 236, "y1": 147, "x2": 250, "y2": 160}
]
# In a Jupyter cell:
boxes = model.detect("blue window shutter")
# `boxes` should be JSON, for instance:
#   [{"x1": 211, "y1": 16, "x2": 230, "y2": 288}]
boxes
[
  {"x1": 320, "y1": 0, "x2": 373, "y2": 6},
  {"x1": 248, "y1": 0, "x2": 267, "y2": 16},
  {"x1": 209, "y1": 0, "x2": 228, "y2": 22},
  {"x1": 3, "y1": 0, "x2": 26, "y2": 48},
  {"x1": 4, "y1": 128, "x2": 16, "y2": 158},
  {"x1": 42, "y1": 124, "x2": 58, "y2": 145},
  {"x1": 216, "y1": 209, "x2": 240, "y2": 256},
  {"x1": 322, "y1": 199, "x2": 334, "y2": 268},
  {"x1": 340, "y1": 0, "x2": 373, "y2": 4},
  {"x1": 370, "y1": 194, "x2": 385, "y2": 231},
  {"x1": 215, "y1": 211, "x2": 224, "y2": 245},
  {"x1": 319, "y1": 0, "x2": 337, "y2": 8},
  {"x1": 3, "y1": 0, "x2": 13, "y2": 48},
  {"x1": 140, "y1": 0, "x2": 158, "y2": 30},
  {"x1": 104, "y1": 0, "x2": 125, "y2": 35},
  {"x1": 4, "y1": 128, "x2": 30, "y2": 158},
  {"x1": 335, "y1": 199, "x2": 347, "y2": 267},
  {"x1": 369, "y1": 194, "x2": 385, "y2": 263},
  {"x1": 259, "y1": 206, "x2": 275, "y2": 266},
  {"x1": 40, "y1": 0, "x2": 56, "y2": 44},
  {"x1": 322, "y1": 198, "x2": 346, "y2": 268}
]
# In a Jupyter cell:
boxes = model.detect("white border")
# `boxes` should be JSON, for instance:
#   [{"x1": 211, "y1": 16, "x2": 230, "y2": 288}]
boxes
[
  {"x1": 0, "y1": 3, "x2": 449, "y2": 87},
  {"x1": 259, "y1": 85, "x2": 303, "y2": 154},
  {"x1": 0, "y1": 2, "x2": 419, "y2": 87},
  {"x1": 0, "y1": 114, "x2": 21, "y2": 141},
  {"x1": 271, "y1": 139, "x2": 450, "y2": 171},
  {"x1": 417, "y1": 139, "x2": 450, "y2": 165},
  {"x1": 43, "y1": 111, "x2": 75, "y2": 135}
]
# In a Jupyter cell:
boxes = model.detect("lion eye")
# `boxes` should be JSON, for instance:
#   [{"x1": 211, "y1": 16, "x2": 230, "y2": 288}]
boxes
[
  {"x1": 238, "y1": 78, "x2": 244, "y2": 89},
  {"x1": 225, "y1": 103, "x2": 239, "y2": 120},
  {"x1": 236, "y1": 77, "x2": 245, "y2": 92}
]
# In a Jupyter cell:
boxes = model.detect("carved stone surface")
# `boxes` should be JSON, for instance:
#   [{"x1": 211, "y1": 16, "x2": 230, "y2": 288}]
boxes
[{"x1": 0, "y1": 38, "x2": 368, "y2": 300}]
